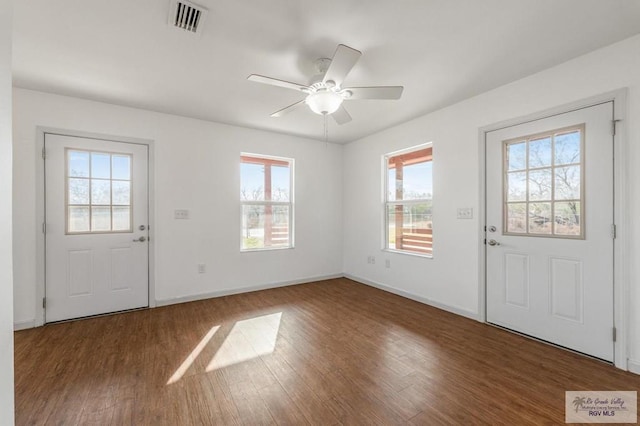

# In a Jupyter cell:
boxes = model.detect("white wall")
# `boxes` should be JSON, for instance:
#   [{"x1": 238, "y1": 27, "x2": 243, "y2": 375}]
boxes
[
  {"x1": 0, "y1": 0, "x2": 14, "y2": 422},
  {"x1": 343, "y1": 35, "x2": 640, "y2": 366},
  {"x1": 13, "y1": 89, "x2": 343, "y2": 323}
]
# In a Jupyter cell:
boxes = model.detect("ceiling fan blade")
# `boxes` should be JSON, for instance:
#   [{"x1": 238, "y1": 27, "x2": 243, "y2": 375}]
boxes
[
  {"x1": 323, "y1": 44, "x2": 362, "y2": 87},
  {"x1": 270, "y1": 99, "x2": 306, "y2": 117},
  {"x1": 344, "y1": 86, "x2": 404, "y2": 100},
  {"x1": 248, "y1": 74, "x2": 309, "y2": 92},
  {"x1": 332, "y1": 104, "x2": 352, "y2": 125}
]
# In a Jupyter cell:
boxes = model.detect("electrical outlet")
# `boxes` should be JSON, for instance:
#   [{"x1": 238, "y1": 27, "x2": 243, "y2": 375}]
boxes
[
  {"x1": 370, "y1": 256, "x2": 376, "y2": 265},
  {"x1": 197, "y1": 263, "x2": 206, "y2": 274},
  {"x1": 457, "y1": 207, "x2": 473, "y2": 219},
  {"x1": 175, "y1": 209, "x2": 190, "y2": 220},
  {"x1": 385, "y1": 259, "x2": 391, "y2": 268}
]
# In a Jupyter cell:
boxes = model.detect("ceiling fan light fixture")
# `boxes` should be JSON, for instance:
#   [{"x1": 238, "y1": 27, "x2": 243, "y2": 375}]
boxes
[{"x1": 305, "y1": 90, "x2": 343, "y2": 115}]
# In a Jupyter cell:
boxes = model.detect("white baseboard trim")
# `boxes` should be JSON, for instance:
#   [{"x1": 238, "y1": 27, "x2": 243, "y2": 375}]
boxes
[
  {"x1": 344, "y1": 274, "x2": 479, "y2": 321},
  {"x1": 155, "y1": 273, "x2": 343, "y2": 307},
  {"x1": 14, "y1": 319, "x2": 36, "y2": 331},
  {"x1": 628, "y1": 359, "x2": 640, "y2": 375}
]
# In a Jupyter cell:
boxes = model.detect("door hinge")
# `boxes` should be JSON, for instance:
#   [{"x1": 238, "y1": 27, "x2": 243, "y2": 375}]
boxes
[
  {"x1": 613, "y1": 327, "x2": 617, "y2": 342},
  {"x1": 42, "y1": 222, "x2": 46, "y2": 234},
  {"x1": 42, "y1": 297, "x2": 46, "y2": 309},
  {"x1": 41, "y1": 146, "x2": 47, "y2": 160},
  {"x1": 612, "y1": 119, "x2": 621, "y2": 136},
  {"x1": 611, "y1": 224, "x2": 617, "y2": 239}
]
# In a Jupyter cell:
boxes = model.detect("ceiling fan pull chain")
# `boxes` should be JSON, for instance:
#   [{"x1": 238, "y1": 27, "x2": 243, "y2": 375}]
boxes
[{"x1": 324, "y1": 113, "x2": 329, "y2": 145}]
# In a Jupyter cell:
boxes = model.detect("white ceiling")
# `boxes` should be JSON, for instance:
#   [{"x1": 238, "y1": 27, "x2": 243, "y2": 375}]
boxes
[{"x1": 12, "y1": 0, "x2": 640, "y2": 144}]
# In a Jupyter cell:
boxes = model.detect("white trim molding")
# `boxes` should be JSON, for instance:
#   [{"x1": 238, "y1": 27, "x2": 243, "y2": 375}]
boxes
[
  {"x1": 628, "y1": 359, "x2": 640, "y2": 375},
  {"x1": 344, "y1": 274, "x2": 479, "y2": 320},
  {"x1": 13, "y1": 320, "x2": 35, "y2": 331},
  {"x1": 155, "y1": 274, "x2": 343, "y2": 307},
  {"x1": 477, "y1": 89, "x2": 630, "y2": 371}
]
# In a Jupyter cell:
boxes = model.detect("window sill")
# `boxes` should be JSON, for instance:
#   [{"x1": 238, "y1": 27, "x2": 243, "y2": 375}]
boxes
[
  {"x1": 383, "y1": 248, "x2": 433, "y2": 259},
  {"x1": 240, "y1": 246, "x2": 294, "y2": 253}
]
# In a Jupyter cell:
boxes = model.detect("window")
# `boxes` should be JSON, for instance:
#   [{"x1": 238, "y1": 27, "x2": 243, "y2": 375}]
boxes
[
  {"x1": 240, "y1": 154, "x2": 293, "y2": 251},
  {"x1": 504, "y1": 124, "x2": 584, "y2": 238},
  {"x1": 66, "y1": 149, "x2": 132, "y2": 234},
  {"x1": 384, "y1": 144, "x2": 433, "y2": 256}
]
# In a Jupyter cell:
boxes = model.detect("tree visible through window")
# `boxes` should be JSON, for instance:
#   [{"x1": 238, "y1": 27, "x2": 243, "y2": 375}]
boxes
[
  {"x1": 504, "y1": 124, "x2": 584, "y2": 238},
  {"x1": 240, "y1": 154, "x2": 293, "y2": 250},
  {"x1": 385, "y1": 144, "x2": 433, "y2": 256}
]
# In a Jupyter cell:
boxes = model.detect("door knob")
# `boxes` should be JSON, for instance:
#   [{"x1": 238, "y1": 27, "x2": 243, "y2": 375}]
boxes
[
  {"x1": 133, "y1": 236, "x2": 146, "y2": 242},
  {"x1": 487, "y1": 239, "x2": 500, "y2": 246}
]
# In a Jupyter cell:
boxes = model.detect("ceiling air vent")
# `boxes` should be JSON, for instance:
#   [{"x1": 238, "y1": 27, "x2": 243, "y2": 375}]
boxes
[{"x1": 169, "y1": 0, "x2": 208, "y2": 35}]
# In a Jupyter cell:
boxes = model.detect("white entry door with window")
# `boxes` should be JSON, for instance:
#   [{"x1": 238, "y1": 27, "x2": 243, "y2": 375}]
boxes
[
  {"x1": 486, "y1": 102, "x2": 614, "y2": 361},
  {"x1": 45, "y1": 133, "x2": 149, "y2": 323}
]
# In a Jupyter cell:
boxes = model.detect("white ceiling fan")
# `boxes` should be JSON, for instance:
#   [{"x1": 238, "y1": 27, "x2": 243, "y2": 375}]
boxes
[{"x1": 248, "y1": 44, "x2": 404, "y2": 125}]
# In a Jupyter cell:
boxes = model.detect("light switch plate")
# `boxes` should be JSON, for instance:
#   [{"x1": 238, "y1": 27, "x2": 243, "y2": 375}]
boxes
[
  {"x1": 457, "y1": 207, "x2": 473, "y2": 219},
  {"x1": 174, "y1": 209, "x2": 190, "y2": 219}
]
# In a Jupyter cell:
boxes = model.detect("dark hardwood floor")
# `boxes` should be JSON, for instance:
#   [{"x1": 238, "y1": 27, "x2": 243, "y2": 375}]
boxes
[{"x1": 14, "y1": 278, "x2": 640, "y2": 425}]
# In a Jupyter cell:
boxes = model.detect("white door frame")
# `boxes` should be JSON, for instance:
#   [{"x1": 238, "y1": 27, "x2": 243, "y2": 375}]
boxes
[
  {"x1": 477, "y1": 89, "x2": 629, "y2": 370},
  {"x1": 35, "y1": 127, "x2": 156, "y2": 326}
]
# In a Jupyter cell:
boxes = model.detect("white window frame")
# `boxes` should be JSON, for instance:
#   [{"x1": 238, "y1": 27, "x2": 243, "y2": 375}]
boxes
[
  {"x1": 383, "y1": 142, "x2": 433, "y2": 257},
  {"x1": 240, "y1": 152, "x2": 294, "y2": 252}
]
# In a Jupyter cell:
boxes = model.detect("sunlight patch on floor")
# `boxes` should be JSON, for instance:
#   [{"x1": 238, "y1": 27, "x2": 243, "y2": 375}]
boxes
[
  {"x1": 166, "y1": 324, "x2": 220, "y2": 385},
  {"x1": 206, "y1": 312, "x2": 282, "y2": 371}
]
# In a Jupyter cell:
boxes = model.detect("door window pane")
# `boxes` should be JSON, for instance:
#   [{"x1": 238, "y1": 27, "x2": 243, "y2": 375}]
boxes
[
  {"x1": 528, "y1": 137, "x2": 552, "y2": 168},
  {"x1": 91, "y1": 180, "x2": 111, "y2": 205},
  {"x1": 66, "y1": 149, "x2": 133, "y2": 233},
  {"x1": 503, "y1": 124, "x2": 584, "y2": 238},
  {"x1": 528, "y1": 169, "x2": 552, "y2": 201},
  {"x1": 528, "y1": 203, "x2": 552, "y2": 235},
  {"x1": 91, "y1": 207, "x2": 111, "y2": 231},
  {"x1": 506, "y1": 203, "x2": 526, "y2": 233},
  {"x1": 91, "y1": 153, "x2": 111, "y2": 179},
  {"x1": 68, "y1": 206, "x2": 90, "y2": 233},
  {"x1": 68, "y1": 151, "x2": 90, "y2": 177},
  {"x1": 507, "y1": 142, "x2": 526, "y2": 171},
  {"x1": 68, "y1": 178, "x2": 89, "y2": 204},
  {"x1": 554, "y1": 202, "x2": 581, "y2": 236}
]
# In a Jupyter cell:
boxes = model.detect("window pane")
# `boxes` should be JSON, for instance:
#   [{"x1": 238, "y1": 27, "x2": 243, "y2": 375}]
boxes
[
  {"x1": 555, "y1": 165, "x2": 580, "y2": 200},
  {"x1": 386, "y1": 203, "x2": 433, "y2": 255},
  {"x1": 506, "y1": 203, "x2": 526, "y2": 233},
  {"x1": 91, "y1": 153, "x2": 111, "y2": 179},
  {"x1": 528, "y1": 169, "x2": 552, "y2": 201},
  {"x1": 112, "y1": 155, "x2": 131, "y2": 180},
  {"x1": 554, "y1": 131, "x2": 580, "y2": 165},
  {"x1": 68, "y1": 151, "x2": 89, "y2": 177},
  {"x1": 271, "y1": 165, "x2": 290, "y2": 202},
  {"x1": 91, "y1": 207, "x2": 111, "y2": 231},
  {"x1": 507, "y1": 142, "x2": 526, "y2": 171},
  {"x1": 554, "y1": 202, "x2": 581, "y2": 236},
  {"x1": 270, "y1": 205, "x2": 290, "y2": 247},
  {"x1": 401, "y1": 162, "x2": 432, "y2": 200},
  {"x1": 387, "y1": 168, "x2": 396, "y2": 202},
  {"x1": 529, "y1": 203, "x2": 552, "y2": 234},
  {"x1": 68, "y1": 206, "x2": 90, "y2": 232},
  {"x1": 91, "y1": 179, "x2": 111, "y2": 205},
  {"x1": 112, "y1": 206, "x2": 131, "y2": 231},
  {"x1": 242, "y1": 204, "x2": 265, "y2": 249},
  {"x1": 68, "y1": 178, "x2": 89, "y2": 204},
  {"x1": 528, "y1": 137, "x2": 552, "y2": 168},
  {"x1": 240, "y1": 163, "x2": 265, "y2": 201},
  {"x1": 112, "y1": 181, "x2": 131, "y2": 205},
  {"x1": 507, "y1": 172, "x2": 526, "y2": 202}
]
